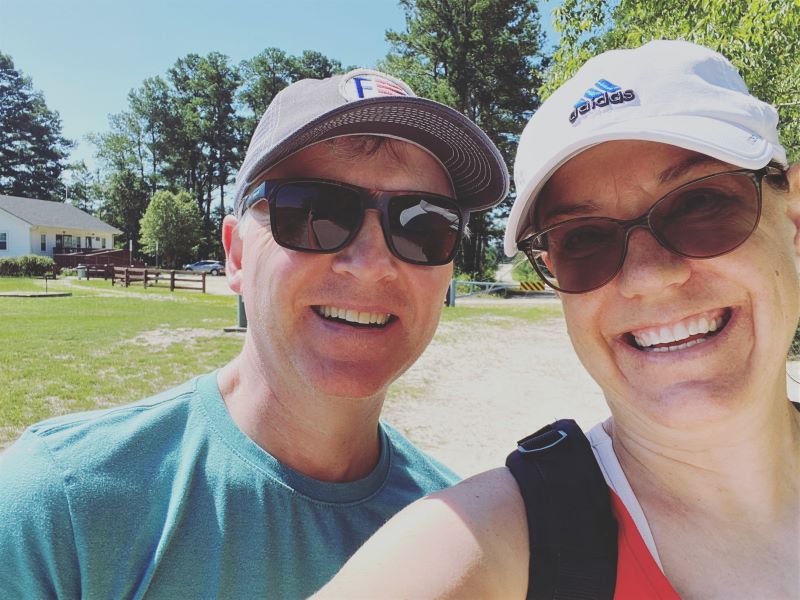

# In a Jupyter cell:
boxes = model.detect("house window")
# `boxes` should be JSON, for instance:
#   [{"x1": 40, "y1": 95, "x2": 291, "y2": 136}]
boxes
[
  {"x1": 0, "y1": 232, "x2": 7, "y2": 250},
  {"x1": 77, "y1": 236, "x2": 81, "y2": 249},
  {"x1": 41, "y1": 234, "x2": 46, "y2": 251}
]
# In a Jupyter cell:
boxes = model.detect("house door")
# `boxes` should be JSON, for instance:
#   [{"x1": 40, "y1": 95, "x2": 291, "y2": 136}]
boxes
[{"x1": 86, "y1": 236, "x2": 93, "y2": 249}]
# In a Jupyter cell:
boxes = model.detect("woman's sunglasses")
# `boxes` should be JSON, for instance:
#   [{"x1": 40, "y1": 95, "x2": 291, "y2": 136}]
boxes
[
  {"x1": 517, "y1": 166, "x2": 785, "y2": 294},
  {"x1": 241, "y1": 178, "x2": 466, "y2": 266}
]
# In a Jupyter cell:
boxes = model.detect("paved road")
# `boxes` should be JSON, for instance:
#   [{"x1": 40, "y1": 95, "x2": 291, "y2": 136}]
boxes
[{"x1": 204, "y1": 275, "x2": 235, "y2": 296}]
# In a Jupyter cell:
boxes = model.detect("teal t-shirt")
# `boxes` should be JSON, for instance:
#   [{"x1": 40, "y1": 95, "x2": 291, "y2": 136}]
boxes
[{"x1": 0, "y1": 373, "x2": 458, "y2": 599}]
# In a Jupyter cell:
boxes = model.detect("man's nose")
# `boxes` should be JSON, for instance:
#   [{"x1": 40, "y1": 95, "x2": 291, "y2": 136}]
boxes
[{"x1": 331, "y1": 210, "x2": 399, "y2": 282}]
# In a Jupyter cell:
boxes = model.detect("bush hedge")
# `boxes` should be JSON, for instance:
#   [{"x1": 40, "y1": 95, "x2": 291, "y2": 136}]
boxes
[{"x1": 0, "y1": 255, "x2": 56, "y2": 277}]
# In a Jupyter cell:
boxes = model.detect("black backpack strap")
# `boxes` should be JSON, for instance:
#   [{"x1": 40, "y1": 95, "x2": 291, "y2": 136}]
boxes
[{"x1": 505, "y1": 419, "x2": 618, "y2": 600}]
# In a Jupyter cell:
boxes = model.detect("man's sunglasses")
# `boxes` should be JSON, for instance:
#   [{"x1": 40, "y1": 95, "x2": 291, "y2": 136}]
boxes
[
  {"x1": 517, "y1": 166, "x2": 785, "y2": 294},
  {"x1": 241, "y1": 178, "x2": 466, "y2": 266}
]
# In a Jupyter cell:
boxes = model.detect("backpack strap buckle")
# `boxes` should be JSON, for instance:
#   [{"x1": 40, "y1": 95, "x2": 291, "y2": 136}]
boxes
[{"x1": 517, "y1": 428, "x2": 567, "y2": 454}]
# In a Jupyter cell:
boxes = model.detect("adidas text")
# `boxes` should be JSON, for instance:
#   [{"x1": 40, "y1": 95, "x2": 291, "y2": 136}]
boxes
[{"x1": 569, "y1": 89, "x2": 636, "y2": 124}]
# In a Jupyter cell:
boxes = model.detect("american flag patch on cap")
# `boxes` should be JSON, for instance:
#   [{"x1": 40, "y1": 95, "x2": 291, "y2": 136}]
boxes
[{"x1": 339, "y1": 69, "x2": 415, "y2": 102}]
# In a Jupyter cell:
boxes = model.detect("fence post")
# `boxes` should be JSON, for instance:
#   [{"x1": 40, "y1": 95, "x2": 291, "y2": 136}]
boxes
[
  {"x1": 143, "y1": 268, "x2": 148, "y2": 288},
  {"x1": 125, "y1": 268, "x2": 130, "y2": 287},
  {"x1": 170, "y1": 271, "x2": 175, "y2": 291},
  {"x1": 446, "y1": 279, "x2": 456, "y2": 307},
  {"x1": 237, "y1": 295, "x2": 247, "y2": 328},
  {"x1": 201, "y1": 272, "x2": 206, "y2": 294}
]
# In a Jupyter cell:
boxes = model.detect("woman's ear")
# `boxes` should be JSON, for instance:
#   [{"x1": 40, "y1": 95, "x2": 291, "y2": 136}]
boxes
[{"x1": 222, "y1": 215, "x2": 244, "y2": 295}]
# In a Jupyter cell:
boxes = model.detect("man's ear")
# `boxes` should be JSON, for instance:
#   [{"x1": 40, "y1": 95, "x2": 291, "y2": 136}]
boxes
[{"x1": 222, "y1": 215, "x2": 244, "y2": 295}]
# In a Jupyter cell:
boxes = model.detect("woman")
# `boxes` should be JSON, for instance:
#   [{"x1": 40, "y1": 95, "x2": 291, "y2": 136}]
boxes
[{"x1": 315, "y1": 40, "x2": 800, "y2": 599}]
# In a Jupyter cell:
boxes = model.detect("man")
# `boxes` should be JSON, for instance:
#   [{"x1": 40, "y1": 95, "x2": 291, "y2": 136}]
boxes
[
  {"x1": 0, "y1": 69, "x2": 508, "y2": 598},
  {"x1": 317, "y1": 41, "x2": 800, "y2": 599}
]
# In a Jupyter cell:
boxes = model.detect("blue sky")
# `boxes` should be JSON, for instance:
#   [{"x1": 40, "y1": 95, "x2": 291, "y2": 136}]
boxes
[{"x1": 2, "y1": 0, "x2": 557, "y2": 175}]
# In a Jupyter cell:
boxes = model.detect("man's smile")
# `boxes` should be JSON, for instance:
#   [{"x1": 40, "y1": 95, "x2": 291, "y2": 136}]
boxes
[
  {"x1": 626, "y1": 308, "x2": 732, "y2": 353},
  {"x1": 313, "y1": 305, "x2": 396, "y2": 328}
]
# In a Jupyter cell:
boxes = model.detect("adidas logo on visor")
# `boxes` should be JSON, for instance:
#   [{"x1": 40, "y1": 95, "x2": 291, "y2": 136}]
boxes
[
  {"x1": 340, "y1": 71, "x2": 413, "y2": 102},
  {"x1": 569, "y1": 78, "x2": 636, "y2": 124}
]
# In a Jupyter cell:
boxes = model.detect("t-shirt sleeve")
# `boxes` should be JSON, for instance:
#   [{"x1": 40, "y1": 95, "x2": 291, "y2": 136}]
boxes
[{"x1": 0, "y1": 430, "x2": 81, "y2": 598}]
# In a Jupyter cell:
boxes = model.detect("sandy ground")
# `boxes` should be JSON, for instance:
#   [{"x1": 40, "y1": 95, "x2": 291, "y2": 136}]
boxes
[{"x1": 381, "y1": 297, "x2": 610, "y2": 478}]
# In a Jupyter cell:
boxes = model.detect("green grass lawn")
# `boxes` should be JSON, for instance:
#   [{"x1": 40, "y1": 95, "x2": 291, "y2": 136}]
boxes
[
  {"x1": 0, "y1": 278, "x2": 562, "y2": 447},
  {"x1": 440, "y1": 303, "x2": 561, "y2": 324},
  {"x1": 0, "y1": 277, "x2": 242, "y2": 446},
  {"x1": 0, "y1": 276, "x2": 50, "y2": 293}
]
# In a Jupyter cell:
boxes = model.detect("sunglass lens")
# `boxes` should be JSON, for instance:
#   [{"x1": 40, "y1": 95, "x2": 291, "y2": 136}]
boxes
[
  {"x1": 387, "y1": 196, "x2": 462, "y2": 264},
  {"x1": 537, "y1": 220, "x2": 626, "y2": 292},
  {"x1": 272, "y1": 182, "x2": 361, "y2": 251},
  {"x1": 651, "y1": 172, "x2": 759, "y2": 258}
]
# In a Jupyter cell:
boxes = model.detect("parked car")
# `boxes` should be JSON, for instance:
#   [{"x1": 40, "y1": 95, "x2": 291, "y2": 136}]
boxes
[{"x1": 183, "y1": 260, "x2": 225, "y2": 275}]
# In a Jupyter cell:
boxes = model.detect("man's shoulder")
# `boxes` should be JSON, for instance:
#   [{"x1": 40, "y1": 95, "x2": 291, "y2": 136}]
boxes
[
  {"x1": 380, "y1": 421, "x2": 460, "y2": 489},
  {"x1": 6, "y1": 373, "x2": 216, "y2": 473}
]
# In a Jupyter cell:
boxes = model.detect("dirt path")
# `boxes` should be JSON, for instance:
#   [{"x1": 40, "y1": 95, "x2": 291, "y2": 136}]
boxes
[{"x1": 383, "y1": 298, "x2": 610, "y2": 478}]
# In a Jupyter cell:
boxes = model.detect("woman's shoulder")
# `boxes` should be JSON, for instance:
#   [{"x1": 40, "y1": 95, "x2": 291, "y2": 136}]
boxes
[{"x1": 315, "y1": 467, "x2": 529, "y2": 598}]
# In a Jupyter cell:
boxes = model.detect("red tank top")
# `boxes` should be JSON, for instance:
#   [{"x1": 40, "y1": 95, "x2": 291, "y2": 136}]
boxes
[{"x1": 610, "y1": 490, "x2": 681, "y2": 599}]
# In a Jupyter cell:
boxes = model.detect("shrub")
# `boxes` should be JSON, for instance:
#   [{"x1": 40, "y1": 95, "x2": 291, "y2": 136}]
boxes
[
  {"x1": 511, "y1": 254, "x2": 542, "y2": 283},
  {"x1": 0, "y1": 257, "x2": 21, "y2": 276},
  {"x1": 0, "y1": 255, "x2": 55, "y2": 277}
]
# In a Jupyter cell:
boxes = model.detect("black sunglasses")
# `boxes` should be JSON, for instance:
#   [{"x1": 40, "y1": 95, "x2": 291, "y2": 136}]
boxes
[
  {"x1": 241, "y1": 178, "x2": 466, "y2": 266},
  {"x1": 518, "y1": 167, "x2": 783, "y2": 294}
]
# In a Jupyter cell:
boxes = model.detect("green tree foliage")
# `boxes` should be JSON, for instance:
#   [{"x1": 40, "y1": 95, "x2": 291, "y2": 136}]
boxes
[
  {"x1": 0, "y1": 52, "x2": 72, "y2": 200},
  {"x1": 92, "y1": 53, "x2": 241, "y2": 260},
  {"x1": 165, "y1": 52, "x2": 243, "y2": 218},
  {"x1": 93, "y1": 48, "x2": 343, "y2": 261},
  {"x1": 64, "y1": 161, "x2": 103, "y2": 214},
  {"x1": 545, "y1": 0, "x2": 800, "y2": 160},
  {"x1": 238, "y1": 48, "x2": 344, "y2": 138},
  {"x1": 139, "y1": 190, "x2": 202, "y2": 268},
  {"x1": 383, "y1": 0, "x2": 547, "y2": 278},
  {"x1": 96, "y1": 169, "x2": 151, "y2": 252}
]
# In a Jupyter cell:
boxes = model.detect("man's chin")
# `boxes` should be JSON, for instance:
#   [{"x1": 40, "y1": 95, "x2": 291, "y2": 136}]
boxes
[{"x1": 305, "y1": 367, "x2": 396, "y2": 402}]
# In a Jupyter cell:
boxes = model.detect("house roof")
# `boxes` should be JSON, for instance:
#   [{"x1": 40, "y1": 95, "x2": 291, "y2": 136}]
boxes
[{"x1": 0, "y1": 195, "x2": 122, "y2": 235}]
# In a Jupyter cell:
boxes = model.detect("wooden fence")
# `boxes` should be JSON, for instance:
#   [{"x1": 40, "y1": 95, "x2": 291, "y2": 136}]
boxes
[{"x1": 110, "y1": 267, "x2": 206, "y2": 293}]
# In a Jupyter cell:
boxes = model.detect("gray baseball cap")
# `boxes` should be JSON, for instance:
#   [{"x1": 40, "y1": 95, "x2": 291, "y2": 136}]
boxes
[{"x1": 233, "y1": 68, "x2": 509, "y2": 216}]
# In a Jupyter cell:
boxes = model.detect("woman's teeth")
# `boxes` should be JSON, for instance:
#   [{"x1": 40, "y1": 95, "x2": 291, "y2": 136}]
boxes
[
  {"x1": 316, "y1": 306, "x2": 391, "y2": 326},
  {"x1": 632, "y1": 313, "x2": 727, "y2": 352}
]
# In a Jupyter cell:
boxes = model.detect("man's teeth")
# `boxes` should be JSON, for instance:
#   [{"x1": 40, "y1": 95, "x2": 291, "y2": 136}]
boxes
[
  {"x1": 317, "y1": 306, "x2": 391, "y2": 326},
  {"x1": 633, "y1": 314, "x2": 725, "y2": 351}
]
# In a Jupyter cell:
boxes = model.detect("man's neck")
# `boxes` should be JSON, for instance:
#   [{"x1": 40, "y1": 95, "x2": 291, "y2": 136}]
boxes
[{"x1": 216, "y1": 355, "x2": 385, "y2": 483}]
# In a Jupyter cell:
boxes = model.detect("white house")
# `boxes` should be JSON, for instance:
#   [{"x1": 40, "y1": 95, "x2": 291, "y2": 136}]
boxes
[{"x1": 0, "y1": 195, "x2": 121, "y2": 258}]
